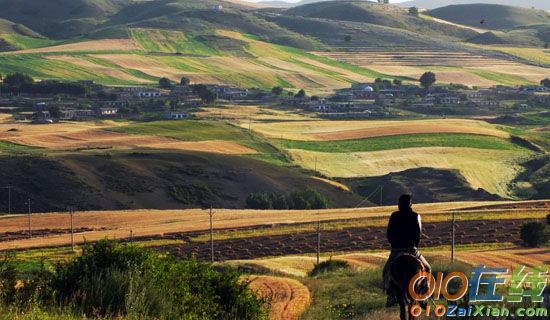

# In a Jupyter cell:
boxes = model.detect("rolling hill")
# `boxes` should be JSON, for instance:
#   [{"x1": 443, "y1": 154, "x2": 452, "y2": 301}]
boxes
[
  {"x1": 399, "y1": 0, "x2": 550, "y2": 11},
  {"x1": 427, "y1": 4, "x2": 550, "y2": 30},
  {"x1": 0, "y1": 18, "x2": 55, "y2": 51}
]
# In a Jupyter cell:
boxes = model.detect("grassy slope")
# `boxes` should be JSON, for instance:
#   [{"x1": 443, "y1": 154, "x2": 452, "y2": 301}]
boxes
[
  {"x1": 427, "y1": 4, "x2": 550, "y2": 30},
  {"x1": 286, "y1": 1, "x2": 477, "y2": 41}
]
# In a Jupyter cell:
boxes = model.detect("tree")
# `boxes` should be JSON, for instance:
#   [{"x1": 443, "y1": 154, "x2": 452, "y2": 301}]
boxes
[
  {"x1": 4, "y1": 72, "x2": 34, "y2": 87},
  {"x1": 159, "y1": 77, "x2": 172, "y2": 89},
  {"x1": 192, "y1": 84, "x2": 217, "y2": 103},
  {"x1": 520, "y1": 222, "x2": 549, "y2": 247},
  {"x1": 344, "y1": 35, "x2": 352, "y2": 42},
  {"x1": 393, "y1": 79, "x2": 402, "y2": 86},
  {"x1": 246, "y1": 192, "x2": 272, "y2": 209},
  {"x1": 180, "y1": 76, "x2": 190, "y2": 86},
  {"x1": 408, "y1": 7, "x2": 419, "y2": 16},
  {"x1": 419, "y1": 71, "x2": 436, "y2": 89},
  {"x1": 49, "y1": 105, "x2": 61, "y2": 119},
  {"x1": 271, "y1": 86, "x2": 283, "y2": 96},
  {"x1": 541, "y1": 78, "x2": 550, "y2": 88},
  {"x1": 294, "y1": 89, "x2": 306, "y2": 99}
]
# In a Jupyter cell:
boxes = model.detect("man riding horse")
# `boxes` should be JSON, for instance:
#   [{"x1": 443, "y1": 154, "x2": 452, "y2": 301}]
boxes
[{"x1": 383, "y1": 194, "x2": 431, "y2": 308}]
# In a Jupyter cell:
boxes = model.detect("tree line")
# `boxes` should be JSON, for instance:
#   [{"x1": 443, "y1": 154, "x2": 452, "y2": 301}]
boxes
[
  {"x1": 246, "y1": 187, "x2": 330, "y2": 210},
  {"x1": 0, "y1": 72, "x2": 87, "y2": 95}
]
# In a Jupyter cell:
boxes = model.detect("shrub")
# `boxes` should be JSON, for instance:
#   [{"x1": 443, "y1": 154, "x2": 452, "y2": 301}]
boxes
[
  {"x1": 520, "y1": 222, "x2": 549, "y2": 247},
  {"x1": 246, "y1": 188, "x2": 330, "y2": 210},
  {"x1": 1, "y1": 240, "x2": 267, "y2": 319},
  {"x1": 246, "y1": 191, "x2": 272, "y2": 209},
  {"x1": 309, "y1": 259, "x2": 350, "y2": 277}
]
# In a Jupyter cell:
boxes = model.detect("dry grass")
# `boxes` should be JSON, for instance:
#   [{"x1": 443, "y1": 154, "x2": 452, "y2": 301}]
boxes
[
  {"x1": 313, "y1": 50, "x2": 545, "y2": 86},
  {"x1": 430, "y1": 247, "x2": 549, "y2": 268},
  {"x1": 0, "y1": 200, "x2": 546, "y2": 251},
  {"x1": 247, "y1": 275, "x2": 310, "y2": 320},
  {"x1": 0, "y1": 121, "x2": 255, "y2": 154},
  {"x1": 195, "y1": 105, "x2": 316, "y2": 122},
  {"x1": 288, "y1": 147, "x2": 530, "y2": 196},
  {"x1": 248, "y1": 119, "x2": 509, "y2": 141},
  {"x1": 91, "y1": 54, "x2": 190, "y2": 82},
  {"x1": 3, "y1": 39, "x2": 140, "y2": 54}
]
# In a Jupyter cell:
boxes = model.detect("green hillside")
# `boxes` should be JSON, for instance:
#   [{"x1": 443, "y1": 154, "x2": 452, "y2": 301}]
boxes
[
  {"x1": 427, "y1": 4, "x2": 550, "y2": 30},
  {"x1": 0, "y1": 0, "x2": 133, "y2": 38},
  {"x1": 285, "y1": 1, "x2": 478, "y2": 41},
  {"x1": 0, "y1": 19, "x2": 56, "y2": 51}
]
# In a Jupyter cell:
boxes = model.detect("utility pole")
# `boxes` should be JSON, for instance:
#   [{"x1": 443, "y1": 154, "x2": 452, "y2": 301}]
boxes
[
  {"x1": 26, "y1": 198, "x2": 32, "y2": 239},
  {"x1": 451, "y1": 211, "x2": 455, "y2": 263},
  {"x1": 209, "y1": 205, "x2": 214, "y2": 263},
  {"x1": 69, "y1": 206, "x2": 75, "y2": 251},
  {"x1": 130, "y1": 229, "x2": 133, "y2": 242},
  {"x1": 379, "y1": 186, "x2": 383, "y2": 206},
  {"x1": 314, "y1": 156, "x2": 318, "y2": 172},
  {"x1": 316, "y1": 220, "x2": 321, "y2": 265},
  {"x1": 3, "y1": 185, "x2": 11, "y2": 215}
]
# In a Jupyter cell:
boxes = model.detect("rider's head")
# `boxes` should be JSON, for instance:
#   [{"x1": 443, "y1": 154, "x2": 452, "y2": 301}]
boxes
[{"x1": 398, "y1": 194, "x2": 412, "y2": 211}]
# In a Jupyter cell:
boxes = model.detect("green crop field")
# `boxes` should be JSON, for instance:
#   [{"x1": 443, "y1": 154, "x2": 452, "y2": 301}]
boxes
[{"x1": 277, "y1": 133, "x2": 523, "y2": 153}]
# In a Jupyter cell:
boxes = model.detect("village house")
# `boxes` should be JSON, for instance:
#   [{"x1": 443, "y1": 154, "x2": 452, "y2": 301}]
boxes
[
  {"x1": 211, "y1": 86, "x2": 248, "y2": 100},
  {"x1": 162, "y1": 110, "x2": 188, "y2": 120},
  {"x1": 98, "y1": 107, "x2": 118, "y2": 117},
  {"x1": 60, "y1": 109, "x2": 95, "y2": 121}
]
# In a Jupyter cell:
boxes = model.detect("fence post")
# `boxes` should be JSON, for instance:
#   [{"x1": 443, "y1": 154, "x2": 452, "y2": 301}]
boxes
[
  {"x1": 209, "y1": 205, "x2": 214, "y2": 263},
  {"x1": 451, "y1": 211, "x2": 455, "y2": 263},
  {"x1": 316, "y1": 220, "x2": 321, "y2": 265}
]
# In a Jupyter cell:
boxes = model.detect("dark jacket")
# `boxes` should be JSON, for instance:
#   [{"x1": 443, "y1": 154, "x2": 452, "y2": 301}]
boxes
[{"x1": 387, "y1": 209, "x2": 422, "y2": 250}]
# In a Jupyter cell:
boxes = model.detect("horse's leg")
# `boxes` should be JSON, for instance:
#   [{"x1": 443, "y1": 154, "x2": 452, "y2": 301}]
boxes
[{"x1": 399, "y1": 297, "x2": 407, "y2": 320}]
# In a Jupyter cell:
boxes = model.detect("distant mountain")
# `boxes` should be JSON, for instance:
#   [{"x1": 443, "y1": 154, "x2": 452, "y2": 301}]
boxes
[{"x1": 398, "y1": 0, "x2": 550, "y2": 11}]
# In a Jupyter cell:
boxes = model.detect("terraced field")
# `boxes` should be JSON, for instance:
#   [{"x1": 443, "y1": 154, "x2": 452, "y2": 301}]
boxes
[
  {"x1": 0, "y1": 119, "x2": 256, "y2": 154},
  {"x1": 313, "y1": 49, "x2": 548, "y2": 86},
  {"x1": 0, "y1": 200, "x2": 546, "y2": 251},
  {"x1": 0, "y1": 29, "x2": 395, "y2": 93},
  {"x1": 288, "y1": 147, "x2": 530, "y2": 196},
  {"x1": 248, "y1": 119, "x2": 509, "y2": 141},
  {"x1": 248, "y1": 118, "x2": 532, "y2": 197}
]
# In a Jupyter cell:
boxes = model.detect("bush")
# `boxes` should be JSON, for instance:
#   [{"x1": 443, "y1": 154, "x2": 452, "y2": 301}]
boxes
[
  {"x1": 309, "y1": 259, "x2": 350, "y2": 277},
  {"x1": 1, "y1": 240, "x2": 267, "y2": 319},
  {"x1": 520, "y1": 222, "x2": 549, "y2": 247},
  {"x1": 246, "y1": 187, "x2": 330, "y2": 210}
]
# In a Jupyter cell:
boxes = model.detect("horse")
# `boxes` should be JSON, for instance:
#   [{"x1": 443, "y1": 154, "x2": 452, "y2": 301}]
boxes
[{"x1": 388, "y1": 253, "x2": 429, "y2": 320}]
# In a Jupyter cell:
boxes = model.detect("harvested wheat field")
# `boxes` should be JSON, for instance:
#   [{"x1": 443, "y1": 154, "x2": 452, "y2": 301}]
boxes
[
  {"x1": 248, "y1": 276, "x2": 310, "y2": 320},
  {"x1": 248, "y1": 119, "x2": 509, "y2": 141},
  {"x1": 432, "y1": 247, "x2": 550, "y2": 268},
  {"x1": 231, "y1": 256, "x2": 324, "y2": 277},
  {"x1": 0, "y1": 121, "x2": 254, "y2": 154},
  {"x1": 3, "y1": 39, "x2": 140, "y2": 54},
  {"x1": 0, "y1": 201, "x2": 546, "y2": 251},
  {"x1": 46, "y1": 55, "x2": 150, "y2": 83},
  {"x1": 288, "y1": 147, "x2": 530, "y2": 196}
]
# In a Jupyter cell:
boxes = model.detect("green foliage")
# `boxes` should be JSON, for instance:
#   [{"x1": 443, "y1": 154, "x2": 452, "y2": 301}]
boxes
[
  {"x1": 541, "y1": 78, "x2": 550, "y2": 87},
  {"x1": 158, "y1": 77, "x2": 172, "y2": 89},
  {"x1": 192, "y1": 84, "x2": 216, "y2": 103},
  {"x1": 277, "y1": 133, "x2": 525, "y2": 153},
  {"x1": 246, "y1": 187, "x2": 329, "y2": 210},
  {"x1": 520, "y1": 221, "x2": 549, "y2": 247},
  {"x1": 271, "y1": 86, "x2": 283, "y2": 96},
  {"x1": 295, "y1": 89, "x2": 306, "y2": 98},
  {"x1": 0, "y1": 240, "x2": 267, "y2": 319},
  {"x1": 308, "y1": 259, "x2": 350, "y2": 277},
  {"x1": 408, "y1": 7, "x2": 419, "y2": 16},
  {"x1": 180, "y1": 76, "x2": 190, "y2": 86},
  {"x1": 420, "y1": 71, "x2": 436, "y2": 89},
  {"x1": 4, "y1": 72, "x2": 33, "y2": 87}
]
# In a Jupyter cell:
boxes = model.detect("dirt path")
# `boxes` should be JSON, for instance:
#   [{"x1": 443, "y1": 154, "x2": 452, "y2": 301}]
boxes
[{"x1": 248, "y1": 275, "x2": 310, "y2": 320}]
